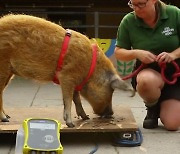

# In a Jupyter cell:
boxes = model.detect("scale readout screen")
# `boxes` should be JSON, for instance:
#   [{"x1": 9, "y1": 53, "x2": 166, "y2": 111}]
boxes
[{"x1": 30, "y1": 122, "x2": 55, "y2": 130}]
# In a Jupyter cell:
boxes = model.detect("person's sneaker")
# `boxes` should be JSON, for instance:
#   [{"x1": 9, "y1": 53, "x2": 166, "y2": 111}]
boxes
[{"x1": 143, "y1": 104, "x2": 160, "y2": 129}]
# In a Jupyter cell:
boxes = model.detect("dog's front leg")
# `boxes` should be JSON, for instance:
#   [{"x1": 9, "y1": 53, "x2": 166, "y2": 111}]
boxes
[
  {"x1": 63, "y1": 97, "x2": 74, "y2": 127},
  {"x1": 73, "y1": 91, "x2": 89, "y2": 120},
  {"x1": 60, "y1": 83, "x2": 75, "y2": 127},
  {"x1": 0, "y1": 73, "x2": 13, "y2": 122},
  {"x1": 0, "y1": 99, "x2": 9, "y2": 122}
]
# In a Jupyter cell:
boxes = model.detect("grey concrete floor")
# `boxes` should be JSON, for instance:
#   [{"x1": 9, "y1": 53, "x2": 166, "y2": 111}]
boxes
[{"x1": 0, "y1": 76, "x2": 180, "y2": 154}]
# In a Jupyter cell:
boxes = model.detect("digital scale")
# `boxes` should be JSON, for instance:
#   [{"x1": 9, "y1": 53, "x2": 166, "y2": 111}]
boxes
[{"x1": 15, "y1": 118, "x2": 63, "y2": 154}]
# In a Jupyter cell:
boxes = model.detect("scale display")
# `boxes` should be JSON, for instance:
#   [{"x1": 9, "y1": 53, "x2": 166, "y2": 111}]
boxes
[{"x1": 23, "y1": 118, "x2": 63, "y2": 154}]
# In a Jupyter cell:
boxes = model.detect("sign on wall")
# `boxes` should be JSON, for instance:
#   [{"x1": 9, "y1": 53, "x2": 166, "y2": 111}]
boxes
[{"x1": 94, "y1": 38, "x2": 135, "y2": 76}]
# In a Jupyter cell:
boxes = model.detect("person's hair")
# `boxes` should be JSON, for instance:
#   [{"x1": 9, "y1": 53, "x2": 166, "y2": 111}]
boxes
[{"x1": 155, "y1": 0, "x2": 166, "y2": 13}]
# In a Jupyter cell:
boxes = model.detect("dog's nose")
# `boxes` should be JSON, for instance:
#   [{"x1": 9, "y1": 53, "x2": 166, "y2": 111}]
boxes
[{"x1": 101, "y1": 105, "x2": 114, "y2": 117}]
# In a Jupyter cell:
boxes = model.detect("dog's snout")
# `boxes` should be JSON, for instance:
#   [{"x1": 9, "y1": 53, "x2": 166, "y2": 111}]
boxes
[{"x1": 100, "y1": 105, "x2": 113, "y2": 117}]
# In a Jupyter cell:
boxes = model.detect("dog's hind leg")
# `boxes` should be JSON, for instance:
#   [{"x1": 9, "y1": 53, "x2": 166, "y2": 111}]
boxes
[
  {"x1": 0, "y1": 70, "x2": 13, "y2": 122},
  {"x1": 73, "y1": 91, "x2": 89, "y2": 120}
]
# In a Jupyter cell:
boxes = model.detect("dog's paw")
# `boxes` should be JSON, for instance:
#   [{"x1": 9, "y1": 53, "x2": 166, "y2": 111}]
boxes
[
  {"x1": 0, "y1": 112, "x2": 10, "y2": 122},
  {"x1": 100, "y1": 115, "x2": 114, "y2": 119},
  {"x1": 6, "y1": 114, "x2": 11, "y2": 119},
  {"x1": 82, "y1": 115, "x2": 90, "y2": 120},
  {"x1": 1, "y1": 118, "x2": 9, "y2": 122},
  {"x1": 66, "y1": 122, "x2": 75, "y2": 128}
]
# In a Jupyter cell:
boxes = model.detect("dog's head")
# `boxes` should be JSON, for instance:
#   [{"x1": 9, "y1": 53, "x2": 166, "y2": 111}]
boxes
[
  {"x1": 78, "y1": 43, "x2": 134, "y2": 117},
  {"x1": 80, "y1": 71, "x2": 134, "y2": 117}
]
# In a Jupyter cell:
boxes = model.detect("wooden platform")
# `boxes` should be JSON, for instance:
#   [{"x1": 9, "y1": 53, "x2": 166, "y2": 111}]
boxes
[{"x1": 0, "y1": 105, "x2": 137, "y2": 133}]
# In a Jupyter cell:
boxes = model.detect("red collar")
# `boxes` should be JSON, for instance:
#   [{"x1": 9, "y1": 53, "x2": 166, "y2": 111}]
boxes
[{"x1": 53, "y1": 30, "x2": 97, "y2": 91}]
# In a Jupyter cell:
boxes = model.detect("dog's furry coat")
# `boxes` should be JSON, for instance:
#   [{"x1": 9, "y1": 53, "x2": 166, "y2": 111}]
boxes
[{"x1": 0, "y1": 14, "x2": 133, "y2": 127}]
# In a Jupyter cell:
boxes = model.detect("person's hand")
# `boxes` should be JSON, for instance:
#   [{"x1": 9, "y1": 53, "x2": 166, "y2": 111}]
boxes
[
  {"x1": 156, "y1": 52, "x2": 175, "y2": 63},
  {"x1": 135, "y1": 50, "x2": 156, "y2": 64}
]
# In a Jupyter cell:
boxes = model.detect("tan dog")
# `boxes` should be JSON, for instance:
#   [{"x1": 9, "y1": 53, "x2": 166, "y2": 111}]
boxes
[{"x1": 0, "y1": 14, "x2": 134, "y2": 127}]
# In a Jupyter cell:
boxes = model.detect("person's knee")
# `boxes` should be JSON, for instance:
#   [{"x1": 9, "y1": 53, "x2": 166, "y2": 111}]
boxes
[
  {"x1": 164, "y1": 121, "x2": 179, "y2": 131},
  {"x1": 160, "y1": 100, "x2": 180, "y2": 131},
  {"x1": 136, "y1": 73, "x2": 162, "y2": 105},
  {"x1": 160, "y1": 116, "x2": 179, "y2": 131},
  {"x1": 137, "y1": 69, "x2": 164, "y2": 88},
  {"x1": 137, "y1": 77, "x2": 150, "y2": 88},
  {"x1": 137, "y1": 77, "x2": 154, "y2": 94},
  {"x1": 137, "y1": 72, "x2": 161, "y2": 91}
]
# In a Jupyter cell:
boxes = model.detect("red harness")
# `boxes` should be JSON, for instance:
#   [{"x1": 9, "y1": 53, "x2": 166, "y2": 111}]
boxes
[{"x1": 53, "y1": 29, "x2": 97, "y2": 91}]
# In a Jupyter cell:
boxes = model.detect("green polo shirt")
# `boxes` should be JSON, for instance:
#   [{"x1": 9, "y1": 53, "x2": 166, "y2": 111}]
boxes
[
  {"x1": 116, "y1": 3, "x2": 180, "y2": 55},
  {"x1": 116, "y1": 3, "x2": 180, "y2": 76}
]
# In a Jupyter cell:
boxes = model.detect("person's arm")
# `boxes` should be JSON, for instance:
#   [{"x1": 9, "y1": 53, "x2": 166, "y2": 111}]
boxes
[
  {"x1": 115, "y1": 14, "x2": 156, "y2": 64},
  {"x1": 156, "y1": 47, "x2": 180, "y2": 63},
  {"x1": 115, "y1": 46, "x2": 156, "y2": 64},
  {"x1": 156, "y1": 7, "x2": 180, "y2": 63},
  {"x1": 114, "y1": 47, "x2": 136, "y2": 61},
  {"x1": 171, "y1": 47, "x2": 180, "y2": 59}
]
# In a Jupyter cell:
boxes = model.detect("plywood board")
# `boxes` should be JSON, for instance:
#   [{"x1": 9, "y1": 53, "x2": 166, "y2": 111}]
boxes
[{"x1": 0, "y1": 105, "x2": 137, "y2": 133}]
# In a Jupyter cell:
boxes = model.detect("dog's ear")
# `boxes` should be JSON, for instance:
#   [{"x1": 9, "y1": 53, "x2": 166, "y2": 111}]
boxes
[
  {"x1": 110, "y1": 74, "x2": 125, "y2": 89},
  {"x1": 110, "y1": 74, "x2": 135, "y2": 96}
]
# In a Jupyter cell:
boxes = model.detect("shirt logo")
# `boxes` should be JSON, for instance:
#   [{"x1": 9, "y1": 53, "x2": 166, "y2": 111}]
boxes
[{"x1": 162, "y1": 27, "x2": 174, "y2": 36}]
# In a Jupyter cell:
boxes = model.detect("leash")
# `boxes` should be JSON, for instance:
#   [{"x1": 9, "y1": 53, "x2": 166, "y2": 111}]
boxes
[
  {"x1": 121, "y1": 63, "x2": 146, "y2": 80},
  {"x1": 159, "y1": 61, "x2": 180, "y2": 85},
  {"x1": 122, "y1": 61, "x2": 180, "y2": 85}
]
